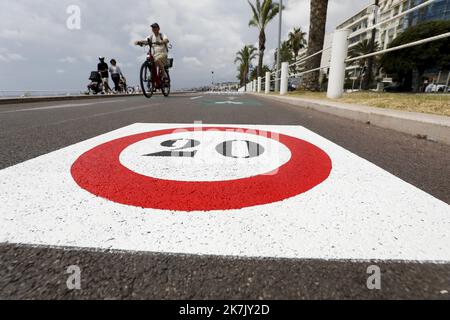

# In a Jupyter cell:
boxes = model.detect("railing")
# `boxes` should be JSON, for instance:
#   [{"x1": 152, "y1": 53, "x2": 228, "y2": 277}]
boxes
[
  {"x1": 239, "y1": 46, "x2": 332, "y2": 95},
  {"x1": 239, "y1": 47, "x2": 332, "y2": 95},
  {"x1": 346, "y1": 32, "x2": 450, "y2": 63},
  {"x1": 238, "y1": 0, "x2": 449, "y2": 98},
  {"x1": 346, "y1": 0, "x2": 438, "y2": 39}
]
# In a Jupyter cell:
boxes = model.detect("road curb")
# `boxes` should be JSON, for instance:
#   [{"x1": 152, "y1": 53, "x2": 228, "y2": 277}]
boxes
[
  {"x1": 0, "y1": 94, "x2": 138, "y2": 105},
  {"x1": 0, "y1": 91, "x2": 197, "y2": 106},
  {"x1": 253, "y1": 93, "x2": 450, "y2": 145}
]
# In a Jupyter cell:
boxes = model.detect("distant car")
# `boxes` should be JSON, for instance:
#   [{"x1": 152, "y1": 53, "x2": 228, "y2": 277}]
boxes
[
  {"x1": 288, "y1": 78, "x2": 301, "y2": 91},
  {"x1": 383, "y1": 83, "x2": 406, "y2": 92},
  {"x1": 429, "y1": 84, "x2": 449, "y2": 93}
]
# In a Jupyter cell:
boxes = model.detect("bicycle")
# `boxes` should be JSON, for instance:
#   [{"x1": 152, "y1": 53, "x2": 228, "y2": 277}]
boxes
[{"x1": 137, "y1": 43, "x2": 172, "y2": 98}]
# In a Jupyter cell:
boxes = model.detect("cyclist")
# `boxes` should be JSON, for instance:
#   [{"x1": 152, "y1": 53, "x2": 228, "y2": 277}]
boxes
[
  {"x1": 134, "y1": 23, "x2": 170, "y2": 82},
  {"x1": 97, "y1": 56, "x2": 110, "y2": 93}
]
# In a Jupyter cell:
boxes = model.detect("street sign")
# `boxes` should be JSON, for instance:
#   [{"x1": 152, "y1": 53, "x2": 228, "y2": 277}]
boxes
[{"x1": 0, "y1": 123, "x2": 449, "y2": 262}]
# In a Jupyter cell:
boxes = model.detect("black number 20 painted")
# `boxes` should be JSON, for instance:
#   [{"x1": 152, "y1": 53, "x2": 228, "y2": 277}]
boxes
[{"x1": 144, "y1": 138, "x2": 264, "y2": 159}]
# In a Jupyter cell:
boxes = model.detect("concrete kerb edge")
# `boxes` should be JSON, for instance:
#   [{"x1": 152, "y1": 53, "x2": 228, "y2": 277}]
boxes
[
  {"x1": 0, "y1": 91, "x2": 197, "y2": 106},
  {"x1": 252, "y1": 93, "x2": 450, "y2": 145}
]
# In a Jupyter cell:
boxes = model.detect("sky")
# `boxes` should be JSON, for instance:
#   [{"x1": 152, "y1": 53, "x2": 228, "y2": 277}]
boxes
[{"x1": 0, "y1": 0, "x2": 372, "y2": 91}]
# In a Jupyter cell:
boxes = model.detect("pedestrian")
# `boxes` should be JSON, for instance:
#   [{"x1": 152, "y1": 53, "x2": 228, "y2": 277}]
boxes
[
  {"x1": 109, "y1": 59, "x2": 123, "y2": 92},
  {"x1": 98, "y1": 56, "x2": 110, "y2": 93}
]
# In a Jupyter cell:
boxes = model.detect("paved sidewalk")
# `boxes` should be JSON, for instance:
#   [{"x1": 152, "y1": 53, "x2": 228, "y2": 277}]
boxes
[{"x1": 254, "y1": 93, "x2": 450, "y2": 145}]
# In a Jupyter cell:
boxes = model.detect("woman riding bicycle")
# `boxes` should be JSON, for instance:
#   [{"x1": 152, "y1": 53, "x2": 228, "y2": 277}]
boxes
[{"x1": 134, "y1": 23, "x2": 170, "y2": 83}]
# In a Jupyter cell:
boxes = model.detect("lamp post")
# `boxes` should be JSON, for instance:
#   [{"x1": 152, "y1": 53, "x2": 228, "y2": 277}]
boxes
[{"x1": 275, "y1": 0, "x2": 283, "y2": 92}]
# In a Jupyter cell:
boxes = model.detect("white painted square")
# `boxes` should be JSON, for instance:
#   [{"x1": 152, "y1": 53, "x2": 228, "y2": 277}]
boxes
[{"x1": 0, "y1": 123, "x2": 449, "y2": 262}]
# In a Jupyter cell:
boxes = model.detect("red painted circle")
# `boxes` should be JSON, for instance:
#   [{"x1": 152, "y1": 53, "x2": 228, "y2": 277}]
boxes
[{"x1": 71, "y1": 127, "x2": 332, "y2": 211}]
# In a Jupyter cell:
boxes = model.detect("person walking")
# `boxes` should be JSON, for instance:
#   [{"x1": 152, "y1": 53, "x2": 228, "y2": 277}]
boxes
[
  {"x1": 109, "y1": 59, "x2": 124, "y2": 92},
  {"x1": 98, "y1": 56, "x2": 110, "y2": 93}
]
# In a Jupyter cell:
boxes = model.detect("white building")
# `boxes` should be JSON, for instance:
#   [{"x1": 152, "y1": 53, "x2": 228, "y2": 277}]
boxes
[
  {"x1": 335, "y1": 0, "x2": 450, "y2": 87},
  {"x1": 291, "y1": 1, "x2": 450, "y2": 88},
  {"x1": 338, "y1": 0, "x2": 450, "y2": 51},
  {"x1": 294, "y1": 33, "x2": 332, "y2": 80}
]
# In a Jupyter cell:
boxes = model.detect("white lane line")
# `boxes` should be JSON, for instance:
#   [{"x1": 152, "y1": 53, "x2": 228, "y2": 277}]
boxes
[
  {"x1": 190, "y1": 96, "x2": 204, "y2": 100},
  {"x1": 1, "y1": 99, "x2": 127, "y2": 113},
  {"x1": 215, "y1": 101, "x2": 243, "y2": 105},
  {"x1": 0, "y1": 124, "x2": 449, "y2": 263},
  {"x1": 46, "y1": 104, "x2": 162, "y2": 127},
  {"x1": 0, "y1": 104, "x2": 162, "y2": 136}
]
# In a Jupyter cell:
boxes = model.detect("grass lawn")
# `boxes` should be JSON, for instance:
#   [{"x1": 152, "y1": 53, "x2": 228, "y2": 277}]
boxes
[{"x1": 285, "y1": 91, "x2": 450, "y2": 117}]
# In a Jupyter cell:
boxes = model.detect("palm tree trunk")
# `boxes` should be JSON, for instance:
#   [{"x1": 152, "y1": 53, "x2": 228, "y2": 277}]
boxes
[
  {"x1": 363, "y1": 0, "x2": 379, "y2": 90},
  {"x1": 245, "y1": 67, "x2": 249, "y2": 92},
  {"x1": 301, "y1": 0, "x2": 329, "y2": 91},
  {"x1": 258, "y1": 50, "x2": 264, "y2": 78},
  {"x1": 293, "y1": 51, "x2": 298, "y2": 73},
  {"x1": 258, "y1": 30, "x2": 266, "y2": 78}
]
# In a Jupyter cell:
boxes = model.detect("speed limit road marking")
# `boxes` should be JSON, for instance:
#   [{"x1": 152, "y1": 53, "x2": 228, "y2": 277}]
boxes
[
  {"x1": 71, "y1": 127, "x2": 331, "y2": 211},
  {"x1": 0, "y1": 123, "x2": 449, "y2": 263}
]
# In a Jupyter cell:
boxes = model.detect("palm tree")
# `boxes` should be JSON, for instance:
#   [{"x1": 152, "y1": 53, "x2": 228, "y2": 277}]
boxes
[
  {"x1": 349, "y1": 39, "x2": 379, "y2": 88},
  {"x1": 273, "y1": 41, "x2": 294, "y2": 69},
  {"x1": 349, "y1": 39, "x2": 379, "y2": 67},
  {"x1": 302, "y1": 0, "x2": 329, "y2": 91},
  {"x1": 237, "y1": 63, "x2": 246, "y2": 86},
  {"x1": 248, "y1": 0, "x2": 281, "y2": 78},
  {"x1": 364, "y1": 0, "x2": 380, "y2": 90},
  {"x1": 288, "y1": 27, "x2": 307, "y2": 60},
  {"x1": 235, "y1": 45, "x2": 258, "y2": 90},
  {"x1": 250, "y1": 65, "x2": 271, "y2": 81}
]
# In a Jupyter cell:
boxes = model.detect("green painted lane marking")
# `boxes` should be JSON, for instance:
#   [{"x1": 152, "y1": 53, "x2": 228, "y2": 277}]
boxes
[
  {"x1": 215, "y1": 101, "x2": 243, "y2": 105},
  {"x1": 199, "y1": 98, "x2": 263, "y2": 107}
]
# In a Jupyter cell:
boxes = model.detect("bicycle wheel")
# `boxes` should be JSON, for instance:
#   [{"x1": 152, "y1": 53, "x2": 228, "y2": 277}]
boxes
[
  {"x1": 140, "y1": 62, "x2": 154, "y2": 98},
  {"x1": 127, "y1": 86, "x2": 135, "y2": 94},
  {"x1": 161, "y1": 72, "x2": 171, "y2": 97}
]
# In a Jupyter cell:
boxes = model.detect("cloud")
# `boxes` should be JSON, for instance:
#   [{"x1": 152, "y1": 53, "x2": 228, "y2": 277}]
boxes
[
  {"x1": 124, "y1": 0, "x2": 246, "y2": 86},
  {"x1": 182, "y1": 56, "x2": 203, "y2": 67},
  {"x1": 0, "y1": 48, "x2": 26, "y2": 62},
  {"x1": 0, "y1": 29, "x2": 25, "y2": 39},
  {"x1": 0, "y1": 0, "x2": 373, "y2": 90},
  {"x1": 264, "y1": 48, "x2": 276, "y2": 68},
  {"x1": 59, "y1": 56, "x2": 78, "y2": 63}
]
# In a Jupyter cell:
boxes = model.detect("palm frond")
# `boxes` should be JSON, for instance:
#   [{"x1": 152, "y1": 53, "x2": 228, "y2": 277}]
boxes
[
  {"x1": 249, "y1": 18, "x2": 259, "y2": 28},
  {"x1": 261, "y1": 0, "x2": 272, "y2": 23},
  {"x1": 266, "y1": 4, "x2": 280, "y2": 24},
  {"x1": 247, "y1": 0, "x2": 261, "y2": 28}
]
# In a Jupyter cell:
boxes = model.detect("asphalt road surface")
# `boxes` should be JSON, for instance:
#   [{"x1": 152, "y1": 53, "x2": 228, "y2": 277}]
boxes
[{"x1": 0, "y1": 93, "x2": 449, "y2": 299}]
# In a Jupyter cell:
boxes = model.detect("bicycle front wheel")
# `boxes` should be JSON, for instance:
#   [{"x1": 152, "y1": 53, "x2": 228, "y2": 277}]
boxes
[
  {"x1": 161, "y1": 72, "x2": 171, "y2": 97},
  {"x1": 140, "y1": 62, "x2": 154, "y2": 98}
]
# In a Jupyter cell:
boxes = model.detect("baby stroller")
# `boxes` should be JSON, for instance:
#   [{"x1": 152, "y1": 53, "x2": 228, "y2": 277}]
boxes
[{"x1": 87, "y1": 71, "x2": 103, "y2": 94}]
